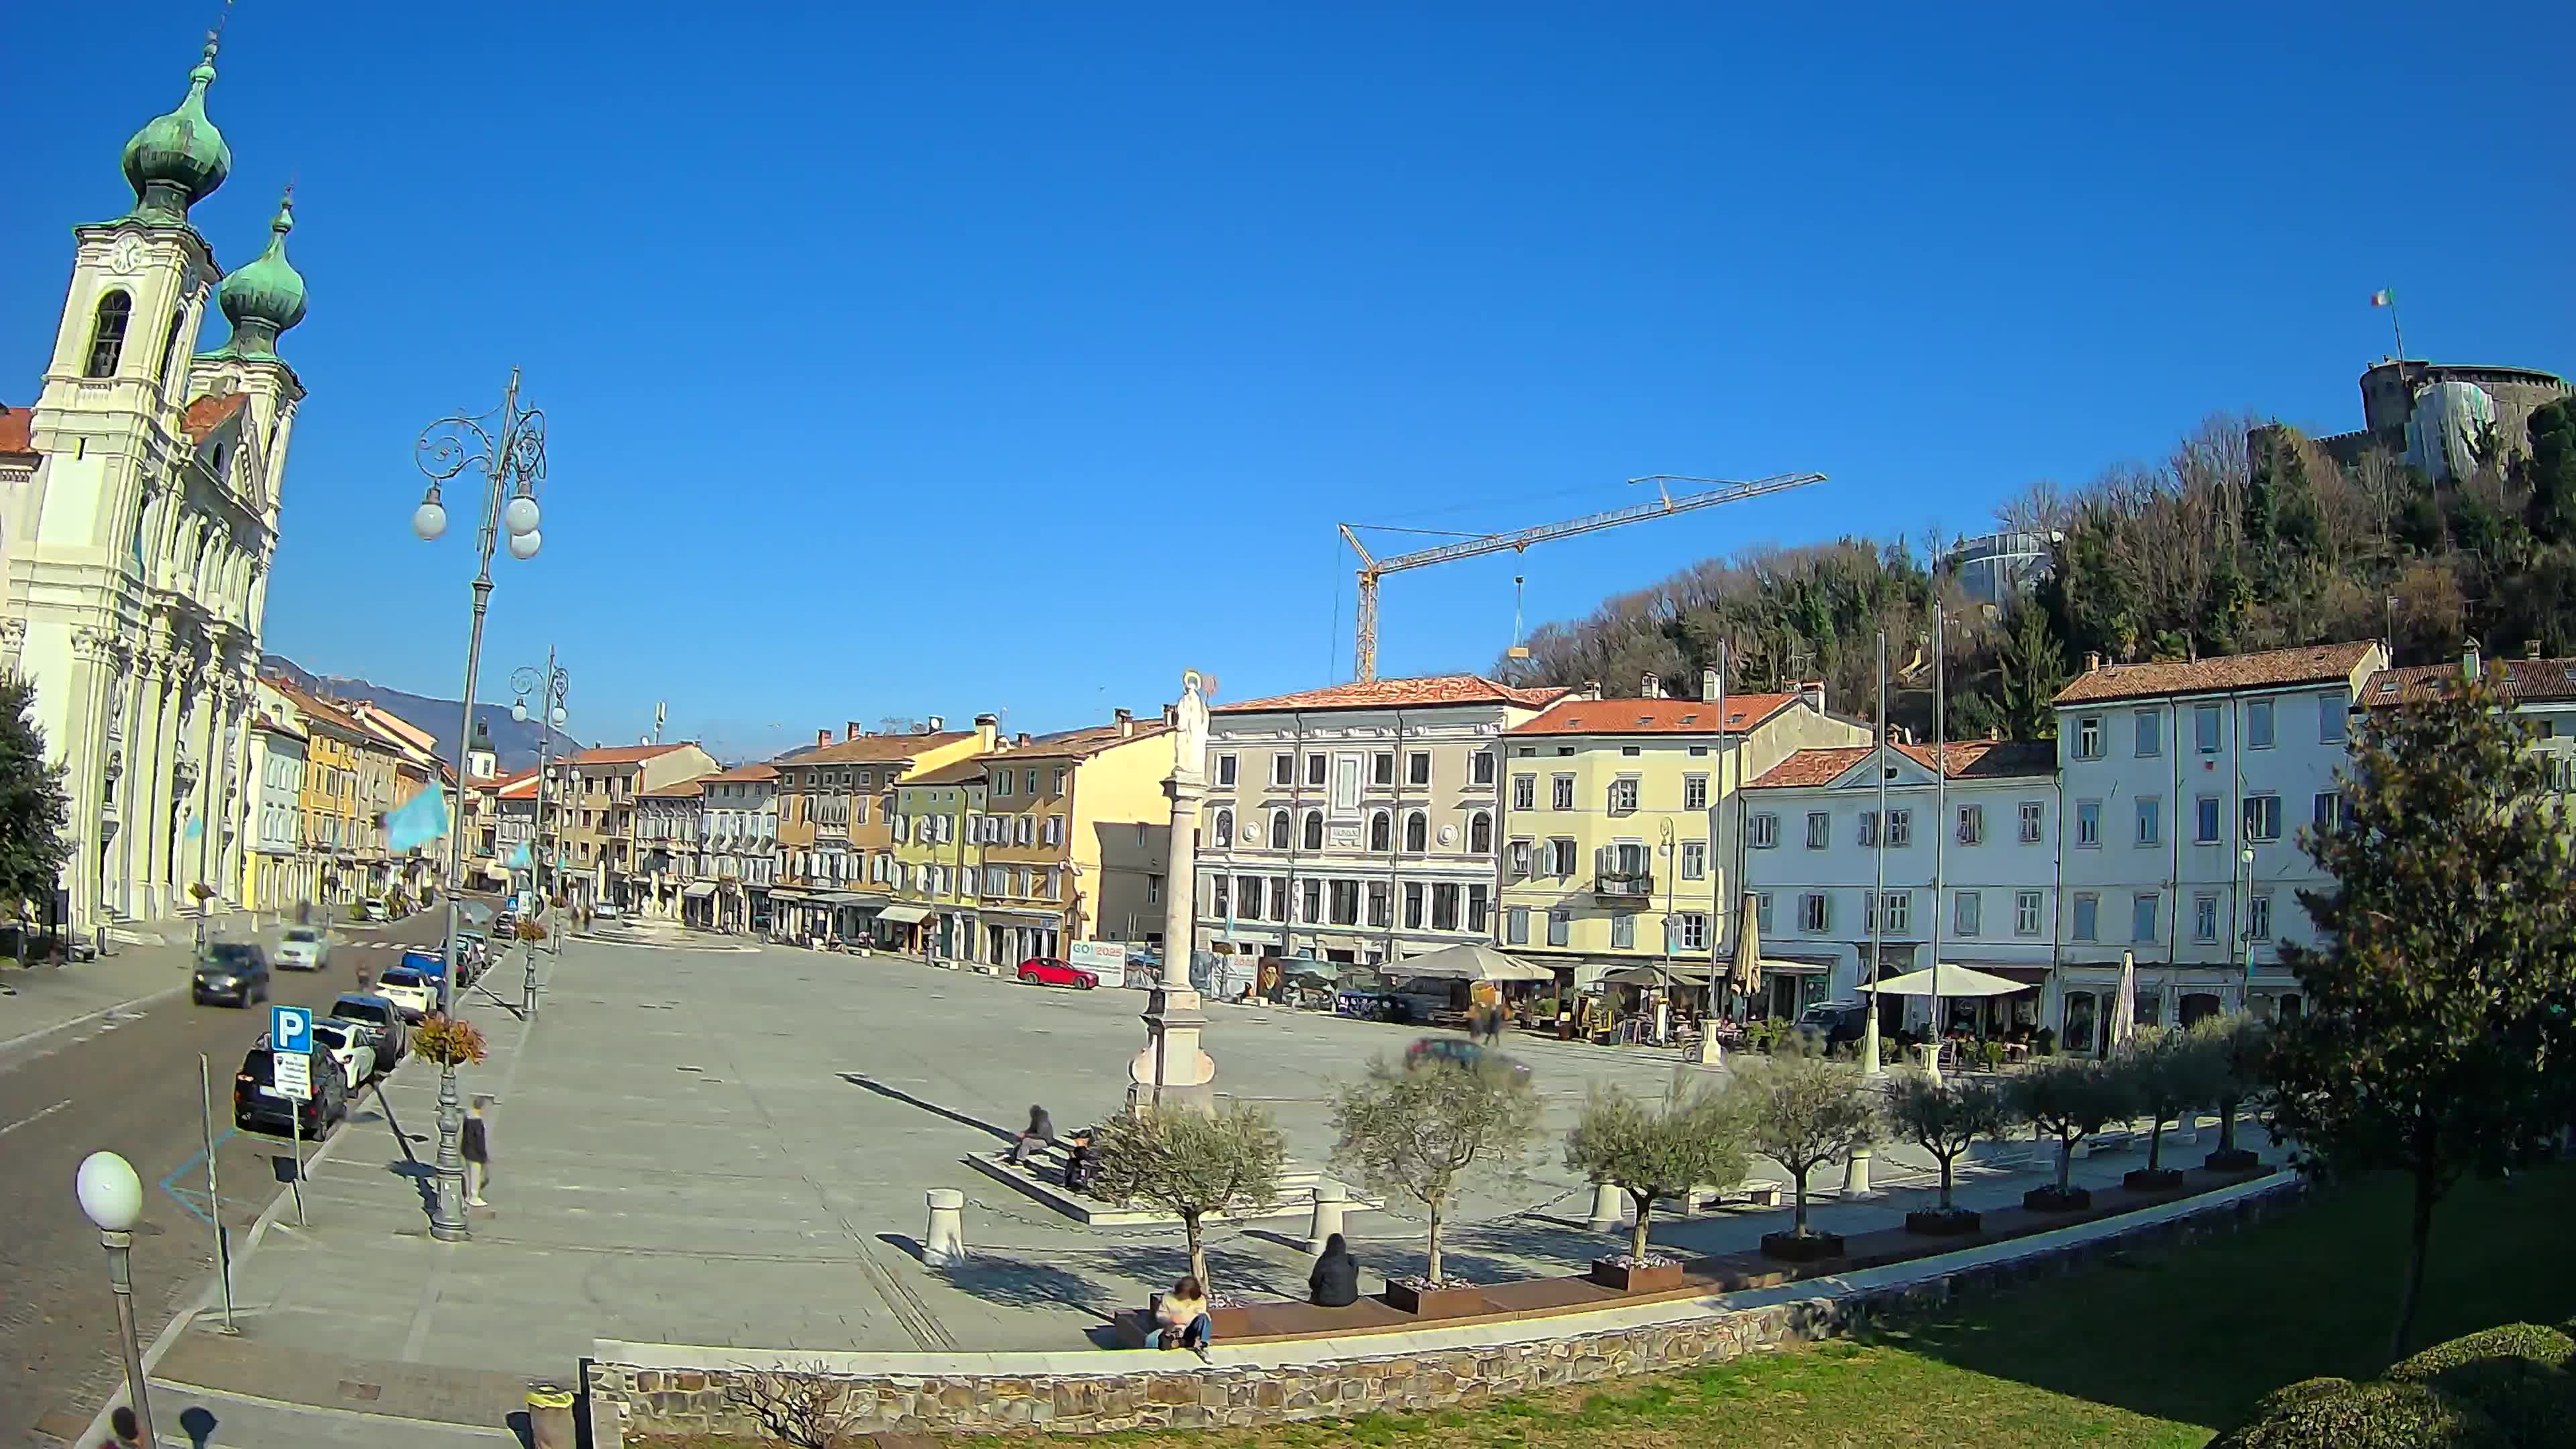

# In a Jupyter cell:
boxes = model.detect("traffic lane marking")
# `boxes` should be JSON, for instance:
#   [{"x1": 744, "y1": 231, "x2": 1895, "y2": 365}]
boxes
[{"x1": 0, "y1": 1097, "x2": 72, "y2": 1136}]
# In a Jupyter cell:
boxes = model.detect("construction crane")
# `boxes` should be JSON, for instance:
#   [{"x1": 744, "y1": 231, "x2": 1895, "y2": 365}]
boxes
[{"x1": 1338, "y1": 472, "x2": 1824, "y2": 683}]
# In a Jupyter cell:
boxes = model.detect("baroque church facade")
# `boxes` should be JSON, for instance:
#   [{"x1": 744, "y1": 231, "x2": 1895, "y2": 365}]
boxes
[{"x1": 0, "y1": 36, "x2": 309, "y2": 928}]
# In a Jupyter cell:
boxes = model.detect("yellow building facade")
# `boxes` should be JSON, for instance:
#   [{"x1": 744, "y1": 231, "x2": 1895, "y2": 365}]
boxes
[
  {"x1": 888, "y1": 758, "x2": 987, "y2": 959},
  {"x1": 1497, "y1": 682, "x2": 1868, "y2": 987}
]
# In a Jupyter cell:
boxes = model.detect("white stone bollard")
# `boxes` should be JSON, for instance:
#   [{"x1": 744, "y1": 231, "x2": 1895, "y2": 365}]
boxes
[
  {"x1": 924, "y1": 1188, "x2": 967, "y2": 1267},
  {"x1": 1587, "y1": 1181, "x2": 1623, "y2": 1231},
  {"x1": 1842, "y1": 1147, "x2": 1874, "y2": 1197},
  {"x1": 1306, "y1": 1181, "x2": 1349, "y2": 1254}
]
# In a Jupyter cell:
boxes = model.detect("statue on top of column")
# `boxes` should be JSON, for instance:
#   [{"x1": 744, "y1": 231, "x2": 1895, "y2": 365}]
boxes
[{"x1": 1174, "y1": 669, "x2": 1210, "y2": 784}]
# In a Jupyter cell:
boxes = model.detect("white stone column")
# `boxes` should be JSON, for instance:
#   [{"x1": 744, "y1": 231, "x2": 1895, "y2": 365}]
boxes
[{"x1": 1129, "y1": 673, "x2": 1217, "y2": 1113}]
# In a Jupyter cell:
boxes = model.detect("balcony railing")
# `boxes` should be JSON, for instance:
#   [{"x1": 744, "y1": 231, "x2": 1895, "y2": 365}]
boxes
[{"x1": 1593, "y1": 873, "x2": 1654, "y2": 898}]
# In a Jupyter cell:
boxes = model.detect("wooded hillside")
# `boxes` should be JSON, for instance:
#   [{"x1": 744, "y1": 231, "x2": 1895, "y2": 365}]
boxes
[{"x1": 1498, "y1": 397, "x2": 2576, "y2": 742}]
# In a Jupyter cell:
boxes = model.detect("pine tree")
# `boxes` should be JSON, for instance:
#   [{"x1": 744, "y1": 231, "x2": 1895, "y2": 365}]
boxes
[{"x1": 0, "y1": 673, "x2": 73, "y2": 927}]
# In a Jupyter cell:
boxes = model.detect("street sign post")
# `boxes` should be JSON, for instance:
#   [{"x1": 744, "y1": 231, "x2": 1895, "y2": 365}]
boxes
[
  {"x1": 271, "y1": 1004, "x2": 312, "y2": 1057},
  {"x1": 271, "y1": 1050, "x2": 311, "y2": 1100}
]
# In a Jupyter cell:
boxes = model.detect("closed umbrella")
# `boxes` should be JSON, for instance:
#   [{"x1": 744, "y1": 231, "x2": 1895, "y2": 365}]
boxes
[
  {"x1": 1729, "y1": 895, "x2": 1763, "y2": 1013},
  {"x1": 2110, "y1": 951, "x2": 2138, "y2": 1055}
]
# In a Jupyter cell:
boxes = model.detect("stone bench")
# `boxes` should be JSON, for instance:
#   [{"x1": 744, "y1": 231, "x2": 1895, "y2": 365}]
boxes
[
  {"x1": 1111, "y1": 1296, "x2": 1405, "y2": 1349},
  {"x1": 1682, "y1": 1178, "x2": 1784, "y2": 1212}
]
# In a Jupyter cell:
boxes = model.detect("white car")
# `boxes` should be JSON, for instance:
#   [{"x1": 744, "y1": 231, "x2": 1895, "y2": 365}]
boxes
[
  {"x1": 307, "y1": 1020, "x2": 378, "y2": 1089},
  {"x1": 273, "y1": 926, "x2": 329, "y2": 971},
  {"x1": 373, "y1": 966, "x2": 435, "y2": 1022},
  {"x1": 594, "y1": 902, "x2": 623, "y2": 920},
  {"x1": 362, "y1": 899, "x2": 390, "y2": 922}
]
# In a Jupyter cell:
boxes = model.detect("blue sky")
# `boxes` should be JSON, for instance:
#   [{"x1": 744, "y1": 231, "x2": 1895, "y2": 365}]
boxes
[{"x1": 6, "y1": 3, "x2": 2567, "y2": 763}]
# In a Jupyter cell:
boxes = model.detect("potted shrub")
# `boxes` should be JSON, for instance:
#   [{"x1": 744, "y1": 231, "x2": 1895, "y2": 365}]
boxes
[
  {"x1": 1564, "y1": 1083, "x2": 1746, "y2": 1292},
  {"x1": 411, "y1": 1013, "x2": 488, "y2": 1068},
  {"x1": 2194, "y1": 1012, "x2": 2269, "y2": 1173},
  {"x1": 1332, "y1": 1053, "x2": 1540, "y2": 1316},
  {"x1": 1729, "y1": 1040, "x2": 1877, "y2": 1262},
  {"x1": 2119, "y1": 1027, "x2": 2222, "y2": 1191},
  {"x1": 2010, "y1": 1056, "x2": 2134, "y2": 1211},
  {"x1": 1884, "y1": 1071, "x2": 2014, "y2": 1234}
]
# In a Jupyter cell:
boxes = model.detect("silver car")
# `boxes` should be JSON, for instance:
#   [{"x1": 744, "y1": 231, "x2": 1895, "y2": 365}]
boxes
[
  {"x1": 306, "y1": 1019, "x2": 378, "y2": 1089},
  {"x1": 274, "y1": 926, "x2": 329, "y2": 971}
]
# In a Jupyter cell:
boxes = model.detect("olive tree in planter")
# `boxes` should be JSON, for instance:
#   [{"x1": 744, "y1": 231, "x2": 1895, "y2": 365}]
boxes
[
  {"x1": 1882, "y1": 1070, "x2": 2015, "y2": 1234},
  {"x1": 1562, "y1": 1083, "x2": 1747, "y2": 1290},
  {"x1": 2009, "y1": 1055, "x2": 2136, "y2": 1211},
  {"x1": 1332, "y1": 1055, "x2": 1541, "y2": 1313},
  {"x1": 1727, "y1": 1041, "x2": 1878, "y2": 1262},
  {"x1": 2192, "y1": 1012, "x2": 2270, "y2": 1173},
  {"x1": 2119, "y1": 1027, "x2": 2224, "y2": 1190},
  {"x1": 1089, "y1": 1102, "x2": 1285, "y2": 1295}
]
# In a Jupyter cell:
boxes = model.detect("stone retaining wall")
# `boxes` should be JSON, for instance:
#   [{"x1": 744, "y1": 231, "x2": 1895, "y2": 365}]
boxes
[{"x1": 595, "y1": 1179, "x2": 2301, "y2": 1440}]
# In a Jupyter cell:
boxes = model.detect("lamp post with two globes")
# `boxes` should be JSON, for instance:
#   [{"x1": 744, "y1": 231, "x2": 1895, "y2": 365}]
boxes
[
  {"x1": 75, "y1": 1151, "x2": 152, "y2": 1449},
  {"x1": 512, "y1": 653, "x2": 570, "y2": 1012},
  {"x1": 412, "y1": 368, "x2": 547, "y2": 1243}
]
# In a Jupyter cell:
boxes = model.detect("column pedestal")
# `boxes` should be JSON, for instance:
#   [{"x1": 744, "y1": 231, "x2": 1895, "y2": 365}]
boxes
[{"x1": 1128, "y1": 987, "x2": 1216, "y2": 1113}]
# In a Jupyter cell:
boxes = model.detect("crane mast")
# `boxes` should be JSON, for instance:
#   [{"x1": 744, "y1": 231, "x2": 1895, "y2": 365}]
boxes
[{"x1": 1341, "y1": 472, "x2": 1824, "y2": 682}]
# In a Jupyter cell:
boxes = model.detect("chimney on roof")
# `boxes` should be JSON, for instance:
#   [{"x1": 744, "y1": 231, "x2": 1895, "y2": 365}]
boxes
[
  {"x1": 2527, "y1": 640, "x2": 2543, "y2": 661},
  {"x1": 1799, "y1": 679, "x2": 1825, "y2": 714},
  {"x1": 1016, "y1": 732, "x2": 1031, "y2": 747},
  {"x1": 2463, "y1": 638, "x2": 2481, "y2": 682},
  {"x1": 1702, "y1": 667, "x2": 1719, "y2": 702},
  {"x1": 1580, "y1": 680, "x2": 1602, "y2": 701},
  {"x1": 846, "y1": 721, "x2": 863, "y2": 741},
  {"x1": 815, "y1": 728, "x2": 831, "y2": 748},
  {"x1": 974, "y1": 712, "x2": 998, "y2": 753},
  {"x1": 1641, "y1": 672, "x2": 1661, "y2": 699},
  {"x1": 1115, "y1": 707, "x2": 1134, "y2": 737},
  {"x1": 2084, "y1": 651, "x2": 2102, "y2": 674}
]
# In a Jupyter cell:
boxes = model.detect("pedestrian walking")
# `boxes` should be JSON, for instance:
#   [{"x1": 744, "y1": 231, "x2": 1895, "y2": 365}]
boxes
[{"x1": 463, "y1": 1095, "x2": 492, "y2": 1207}]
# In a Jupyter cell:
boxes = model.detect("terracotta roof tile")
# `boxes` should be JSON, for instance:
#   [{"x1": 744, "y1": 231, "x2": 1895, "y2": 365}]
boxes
[
  {"x1": 567, "y1": 742, "x2": 701, "y2": 766},
  {"x1": 1749, "y1": 740, "x2": 2056, "y2": 790},
  {"x1": 268, "y1": 680, "x2": 369, "y2": 739},
  {"x1": 782, "y1": 731, "x2": 973, "y2": 766},
  {"x1": 181, "y1": 392, "x2": 249, "y2": 443},
  {"x1": 1214, "y1": 674, "x2": 1569, "y2": 714},
  {"x1": 701, "y1": 762, "x2": 780, "y2": 783},
  {"x1": 905, "y1": 757, "x2": 994, "y2": 786},
  {"x1": 640, "y1": 779, "x2": 706, "y2": 799},
  {"x1": 1507, "y1": 694, "x2": 1801, "y2": 737},
  {"x1": 1003, "y1": 723, "x2": 1172, "y2": 762},
  {"x1": 2053, "y1": 641, "x2": 2381, "y2": 706},
  {"x1": 2364, "y1": 656, "x2": 2576, "y2": 708},
  {"x1": 0, "y1": 403, "x2": 34, "y2": 456}
]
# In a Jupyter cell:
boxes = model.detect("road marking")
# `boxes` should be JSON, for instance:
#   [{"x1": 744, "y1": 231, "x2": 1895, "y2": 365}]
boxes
[{"x1": 0, "y1": 1097, "x2": 72, "y2": 1136}]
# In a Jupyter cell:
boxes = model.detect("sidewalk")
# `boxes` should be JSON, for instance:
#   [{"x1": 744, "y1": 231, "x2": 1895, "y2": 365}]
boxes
[{"x1": 0, "y1": 920, "x2": 211, "y2": 1062}]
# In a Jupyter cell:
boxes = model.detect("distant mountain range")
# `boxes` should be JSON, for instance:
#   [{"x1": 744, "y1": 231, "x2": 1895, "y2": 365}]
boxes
[{"x1": 258, "y1": 654, "x2": 578, "y2": 775}]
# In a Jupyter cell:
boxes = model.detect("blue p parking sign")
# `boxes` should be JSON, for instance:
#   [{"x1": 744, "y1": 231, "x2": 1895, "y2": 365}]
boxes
[{"x1": 272, "y1": 1004, "x2": 313, "y2": 1056}]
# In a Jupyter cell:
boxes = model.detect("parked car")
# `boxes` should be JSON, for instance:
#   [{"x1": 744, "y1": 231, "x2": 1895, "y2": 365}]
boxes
[
  {"x1": 272, "y1": 926, "x2": 329, "y2": 971},
  {"x1": 374, "y1": 966, "x2": 435, "y2": 1022},
  {"x1": 233, "y1": 1044, "x2": 350, "y2": 1136},
  {"x1": 192, "y1": 943, "x2": 271, "y2": 1007},
  {"x1": 1792, "y1": 1000, "x2": 1874, "y2": 1053},
  {"x1": 329, "y1": 993, "x2": 410, "y2": 1067},
  {"x1": 1404, "y1": 1036, "x2": 1532, "y2": 1081},
  {"x1": 594, "y1": 902, "x2": 623, "y2": 920},
  {"x1": 1016, "y1": 957, "x2": 1098, "y2": 989},
  {"x1": 362, "y1": 899, "x2": 390, "y2": 922},
  {"x1": 305, "y1": 1019, "x2": 378, "y2": 1089}
]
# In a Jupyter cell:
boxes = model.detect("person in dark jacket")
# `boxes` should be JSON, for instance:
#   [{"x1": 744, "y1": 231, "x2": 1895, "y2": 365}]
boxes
[
  {"x1": 462, "y1": 1095, "x2": 492, "y2": 1207},
  {"x1": 1308, "y1": 1233, "x2": 1360, "y2": 1307},
  {"x1": 1010, "y1": 1105, "x2": 1056, "y2": 1167}
]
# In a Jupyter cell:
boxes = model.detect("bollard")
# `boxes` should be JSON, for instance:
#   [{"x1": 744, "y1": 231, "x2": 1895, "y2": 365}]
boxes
[
  {"x1": 1586, "y1": 1181, "x2": 1622, "y2": 1232},
  {"x1": 1306, "y1": 1181, "x2": 1348, "y2": 1254},
  {"x1": 1842, "y1": 1147, "x2": 1874, "y2": 1197},
  {"x1": 526, "y1": 1383, "x2": 576, "y2": 1449},
  {"x1": 924, "y1": 1188, "x2": 967, "y2": 1267}
]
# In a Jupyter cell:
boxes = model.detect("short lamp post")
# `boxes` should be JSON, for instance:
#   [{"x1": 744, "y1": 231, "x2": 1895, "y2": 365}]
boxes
[
  {"x1": 512, "y1": 654, "x2": 569, "y2": 1014},
  {"x1": 76, "y1": 1151, "x2": 152, "y2": 1449},
  {"x1": 2239, "y1": 845, "x2": 2258, "y2": 991},
  {"x1": 413, "y1": 369, "x2": 549, "y2": 1242}
]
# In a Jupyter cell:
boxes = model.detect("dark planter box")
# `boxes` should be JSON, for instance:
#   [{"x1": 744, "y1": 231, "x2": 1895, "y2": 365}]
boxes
[
  {"x1": 2124, "y1": 1167, "x2": 2185, "y2": 1192},
  {"x1": 1759, "y1": 1230, "x2": 1845, "y2": 1263},
  {"x1": 1904, "y1": 1207, "x2": 1983, "y2": 1236},
  {"x1": 2204, "y1": 1147, "x2": 2261, "y2": 1173},
  {"x1": 1589, "y1": 1258, "x2": 1686, "y2": 1293},
  {"x1": 2024, "y1": 1185, "x2": 2093, "y2": 1212},
  {"x1": 1381, "y1": 1281, "x2": 1485, "y2": 1318}
]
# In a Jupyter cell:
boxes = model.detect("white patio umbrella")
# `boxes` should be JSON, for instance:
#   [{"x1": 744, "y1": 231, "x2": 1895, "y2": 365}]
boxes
[
  {"x1": 1859, "y1": 964, "x2": 2030, "y2": 998},
  {"x1": 2110, "y1": 951, "x2": 2139, "y2": 1054}
]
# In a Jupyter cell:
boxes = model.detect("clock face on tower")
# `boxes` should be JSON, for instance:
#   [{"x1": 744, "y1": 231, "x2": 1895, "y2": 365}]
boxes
[{"x1": 109, "y1": 235, "x2": 146, "y2": 277}]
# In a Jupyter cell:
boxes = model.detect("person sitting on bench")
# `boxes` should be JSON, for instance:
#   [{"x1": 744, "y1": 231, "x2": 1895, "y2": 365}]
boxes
[
  {"x1": 1010, "y1": 1104, "x2": 1055, "y2": 1167},
  {"x1": 1061, "y1": 1126, "x2": 1097, "y2": 1191},
  {"x1": 1309, "y1": 1233, "x2": 1360, "y2": 1307},
  {"x1": 1149, "y1": 1275, "x2": 1213, "y2": 1359}
]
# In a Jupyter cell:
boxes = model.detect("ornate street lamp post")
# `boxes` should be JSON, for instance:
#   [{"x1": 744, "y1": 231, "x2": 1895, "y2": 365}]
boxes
[
  {"x1": 412, "y1": 369, "x2": 547, "y2": 1242},
  {"x1": 75, "y1": 1151, "x2": 152, "y2": 1448},
  {"x1": 512, "y1": 654, "x2": 569, "y2": 1014}
]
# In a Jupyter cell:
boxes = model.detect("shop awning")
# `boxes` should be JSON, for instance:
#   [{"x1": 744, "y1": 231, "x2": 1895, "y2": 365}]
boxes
[
  {"x1": 811, "y1": 891, "x2": 883, "y2": 907},
  {"x1": 682, "y1": 881, "x2": 718, "y2": 900},
  {"x1": 1863, "y1": 965, "x2": 2032, "y2": 998},
  {"x1": 1383, "y1": 943, "x2": 1554, "y2": 983},
  {"x1": 877, "y1": 904, "x2": 932, "y2": 924},
  {"x1": 1602, "y1": 965, "x2": 1715, "y2": 987}
]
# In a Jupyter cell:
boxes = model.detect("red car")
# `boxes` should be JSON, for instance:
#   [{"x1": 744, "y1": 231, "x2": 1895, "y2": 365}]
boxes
[{"x1": 1016, "y1": 957, "x2": 1098, "y2": 989}]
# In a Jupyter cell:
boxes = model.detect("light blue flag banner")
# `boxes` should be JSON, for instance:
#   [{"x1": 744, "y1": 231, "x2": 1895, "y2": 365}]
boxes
[
  {"x1": 505, "y1": 841, "x2": 533, "y2": 870},
  {"x1": 182, "y1": 816, "x2": 203, "y2": 841},
  {"x1": 387, "y1": 784, "x2": 450, "y2": 853}
]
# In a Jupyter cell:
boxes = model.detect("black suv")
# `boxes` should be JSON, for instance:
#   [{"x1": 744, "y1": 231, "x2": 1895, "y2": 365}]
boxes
[
  {"x1": 193, "y1": 943, "x2": 272, "y2": 1007},
  {"x1": 1792, "y1": 1000, "x2": 1873, "y2": 1053},
  {"x1": 233, "y1": 1044, "x2": 349, "y2": 1136}
]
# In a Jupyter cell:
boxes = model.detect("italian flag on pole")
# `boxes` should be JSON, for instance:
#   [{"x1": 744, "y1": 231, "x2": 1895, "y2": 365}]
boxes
[{"x1": 2370, "y1": 288, "x2": 2394, "y2": 307}]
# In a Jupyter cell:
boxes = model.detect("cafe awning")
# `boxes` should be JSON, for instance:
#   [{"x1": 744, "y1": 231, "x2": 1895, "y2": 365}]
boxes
[
  {"x1": 1862, "y1": 965, "x2": 2033, "y2": 998},
  {"x1": 682, "y1": 881, "x2": 718, "y2": 900},
  {"x1": 1382, "y1": 943, "x2": 1554, "y2": 983},
  {"x1": 877, "y1": 904, "x2": 932, "y2": 924},
  {"x1": 1602, "y1": 965, "x2": 1715, "y2": 987}
]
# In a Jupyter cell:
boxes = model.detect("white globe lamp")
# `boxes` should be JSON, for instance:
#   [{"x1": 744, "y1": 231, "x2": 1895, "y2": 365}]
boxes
[
  {"x1": 76, "y1": 1150, "x2": 143, "y2": 1232},
  {"x1": 507, "y1": 529, "x2": 541, "y2": 560},
  {"x1": 503, "y1": 494, "x2": 541, "y2": 537},
  {"x1": 412, "y1": 498, "x2": 448, "y2": 541}
]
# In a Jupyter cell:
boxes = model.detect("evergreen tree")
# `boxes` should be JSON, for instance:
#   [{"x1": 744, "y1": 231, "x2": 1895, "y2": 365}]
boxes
[
  {"x1": 2520, "y1": 396, "x2": 2576, "y2": 546},
  {"x1": 0, "y1": 673, "x2": 73, "y2": 920}
]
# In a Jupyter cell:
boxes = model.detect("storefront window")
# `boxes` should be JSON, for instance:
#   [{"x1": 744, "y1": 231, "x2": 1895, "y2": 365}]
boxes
[
  {"x1": 2179, "y1": 991, "x2": 2223, "y2": 1028},
  {"x1": 2063, "y1": 991, "x2": 2098, "y2": 1053}
]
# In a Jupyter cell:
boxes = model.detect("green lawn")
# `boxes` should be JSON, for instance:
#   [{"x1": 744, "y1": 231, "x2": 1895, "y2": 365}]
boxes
[{"x1": 937, "y1": 1165, "x2": 2576, "y2": 1448}]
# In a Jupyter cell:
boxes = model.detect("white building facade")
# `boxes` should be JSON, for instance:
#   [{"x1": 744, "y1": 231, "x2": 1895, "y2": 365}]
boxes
[
  {"x1": 246, "y1": 709, "x2": 306, "y2": 912},
  {"x1": 694, "y1": 762, "x2": 778, "y2": 932},
  {"x1": 2051, "y1": 641, "x2": 2387, "y2": 1051},
  {"x1": 1, "y1": 38, "x2": 309, "y2": 928},
  {"x1": 1742, "y1": 741, "x2": 2061, "y2": 1026},
  {"x1": 1193, "y1": 676, "x2": 1566, "y2": 967}
]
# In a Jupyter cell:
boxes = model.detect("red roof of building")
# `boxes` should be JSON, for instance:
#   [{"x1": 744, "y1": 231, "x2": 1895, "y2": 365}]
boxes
[
  {"x1": 181, "y1": 393, "x2": 249, "y2": 443},
  {"x1": 1507, "y1": 693, "x2": 1801, "y2": 737},
  {"x1": 2053, "y1": 641, "x2": 2380, "y2": 706},
  {"x1": 1214, "y1": 675, "x2": 1568, "y2": 714},
  {"x1": 701, "y1": 762, "x2": 780, "y2": 783},
  {"x1": 2363, "y1": 655, "x2": 2576, "y2": 707},
  {"x1": 567, "y1": 743, "x2": 701, "y2": 767},
  {"x1": 1749, "y1": 740, "x2": 2057, "y2": 790},
  {"x1": 495, "y1": 770, "x2": 543, "y2": 801},
  {"x1": 1001, "y1": 722, "x2": 1171, "y2": 762},
  {"x1": 780, "y1": 731, "x2": 973, "y2": 767},
  {"x1": 641, "y1": 778, "x2": 706, "y2": 799},
  {"x1": 0, "y1": 403, "x2": 34, "y2": 456}
]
